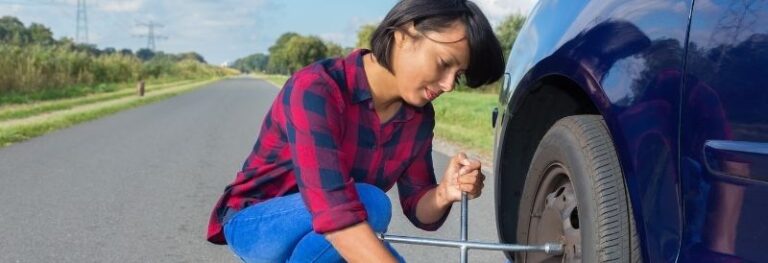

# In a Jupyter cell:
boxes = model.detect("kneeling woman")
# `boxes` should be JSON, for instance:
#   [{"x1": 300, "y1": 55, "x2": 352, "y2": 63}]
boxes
[{"x1": 207, "y1": 0, "x2": 504, "y2": 262}]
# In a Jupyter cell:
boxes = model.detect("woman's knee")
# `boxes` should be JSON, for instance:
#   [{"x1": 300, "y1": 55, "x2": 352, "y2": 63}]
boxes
[{"x1": 355, "y1": 183, "x2": 392, "y2": 233}]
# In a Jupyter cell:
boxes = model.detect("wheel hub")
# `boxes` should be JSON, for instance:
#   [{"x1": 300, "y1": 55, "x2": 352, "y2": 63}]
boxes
[
  {"x1": 544, "y1": 184, "x2": 581, "y2": 262},
  {"x1": 526, "y1": 166, "x2": 582, "y2": 263}
]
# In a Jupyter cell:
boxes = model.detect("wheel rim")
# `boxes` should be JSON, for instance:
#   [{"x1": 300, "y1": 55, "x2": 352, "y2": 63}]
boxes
[{"x1": 526, "y1": 164, "x2": 581, "y2": 263}]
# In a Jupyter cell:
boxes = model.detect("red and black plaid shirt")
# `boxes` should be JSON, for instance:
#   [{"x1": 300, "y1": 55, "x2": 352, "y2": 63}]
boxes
[{"x1": 207, "y1": 49, "x2": 449, "y2": 245}]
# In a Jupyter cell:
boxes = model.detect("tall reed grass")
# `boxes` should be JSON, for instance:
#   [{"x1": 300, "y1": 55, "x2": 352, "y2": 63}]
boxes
[{"x1": 0, "y1": 44, "x2": 231, "y2": 97}]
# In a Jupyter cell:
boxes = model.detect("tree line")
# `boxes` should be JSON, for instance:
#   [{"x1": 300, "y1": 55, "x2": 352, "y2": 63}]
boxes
[
  {"x1": 231, "y1": 13, "x2": 526, "y2": 78},
  {"x1": 232, "y1": 33, "x2": 348, "y2": 75}
]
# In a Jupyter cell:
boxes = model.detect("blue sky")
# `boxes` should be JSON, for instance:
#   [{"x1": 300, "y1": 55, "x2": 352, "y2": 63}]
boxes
[{"x1": 0, "y1": 0, "x2": 537, "y2": 65}]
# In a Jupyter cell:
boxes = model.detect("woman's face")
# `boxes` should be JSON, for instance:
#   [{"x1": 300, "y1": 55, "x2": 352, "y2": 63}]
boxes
[{"x1": 391, "y1": 20, "x2": 470, "y2": 107}]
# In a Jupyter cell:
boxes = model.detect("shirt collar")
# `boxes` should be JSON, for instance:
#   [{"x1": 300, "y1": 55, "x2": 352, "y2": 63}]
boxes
[{"x1": 345, "y1": 49, "x2": 373, "y2": 104}]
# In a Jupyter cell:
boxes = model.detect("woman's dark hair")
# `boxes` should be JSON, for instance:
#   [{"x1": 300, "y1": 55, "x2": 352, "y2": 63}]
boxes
[{"x1": 370, "y1": 0, "x2": 504, "y2": 88}]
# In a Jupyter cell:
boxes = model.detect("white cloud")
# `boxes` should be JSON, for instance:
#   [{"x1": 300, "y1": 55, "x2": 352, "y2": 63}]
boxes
[
  {"x1": 97, "y1": 0, "x2": 144, "y2": 12},
  {"x1": 472, "y1": 0, "x2": 539, "y2": 25},
  {"x1": 134, "y1": 0, "x2": 272, "y2": 63},
  {"x1": 0, "y1": 4, "x2": 24, "y2": 15},
  {"x1": 348, "y1": 15, "x2": 382, "y2": 29},
  {"x1": 320, "y1": 32, "x2": 347, "y2": 44}
]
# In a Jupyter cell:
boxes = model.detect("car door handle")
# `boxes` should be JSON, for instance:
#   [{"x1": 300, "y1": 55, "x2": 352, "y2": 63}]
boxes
[{"x1": 703, "y1": 140, "x2": 768, "y2": 186}]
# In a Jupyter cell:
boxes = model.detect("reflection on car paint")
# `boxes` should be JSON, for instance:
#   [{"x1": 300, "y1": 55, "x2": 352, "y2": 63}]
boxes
[{"x1": 494, "y1": 0, "x2": 768, "y2": 262}]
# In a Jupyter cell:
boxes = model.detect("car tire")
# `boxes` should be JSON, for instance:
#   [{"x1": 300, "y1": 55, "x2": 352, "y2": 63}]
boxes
[{"x1": 516, "y1": 115, "x2": 641, "y2": 262}]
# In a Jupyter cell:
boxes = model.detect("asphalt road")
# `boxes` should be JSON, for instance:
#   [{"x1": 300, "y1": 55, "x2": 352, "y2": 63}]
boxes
[{"x1": 0, "y1": 76, "x2": 507, "y2": 263}]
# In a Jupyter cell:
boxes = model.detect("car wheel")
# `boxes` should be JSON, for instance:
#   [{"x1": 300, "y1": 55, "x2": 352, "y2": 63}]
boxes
[{"x1": 516, "y1": 115, "x2": 641, "y2": 262}]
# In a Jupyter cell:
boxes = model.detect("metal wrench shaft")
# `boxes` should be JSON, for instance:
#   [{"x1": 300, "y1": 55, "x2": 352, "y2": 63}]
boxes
[
  {"x1": 378, "y1": 164, "x2": 564, "y2": 261},
  {"x1": 376, "y1": 233, "x2": 564, "y2": 254},
  {"x1": 460, "y1": 192, "x2": 468, "y2": 263}
]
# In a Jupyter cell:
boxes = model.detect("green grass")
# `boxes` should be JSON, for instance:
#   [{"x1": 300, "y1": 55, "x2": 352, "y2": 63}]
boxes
[
  {"x1": 252, "y1": 72, "x2": 290, "y2": 88},
  {"x1": 0, "y1": 79, "x2": 197, "y2": 121},
  {"x1": 0, "y1": 77, "x2": 191, "y2": 107},
  {"x1": 0, "y1": 78, "x2": 220, "y2": 148},
  {"x1": 432, "y1": 91, "x2": 498, "y2": 156},
  {"x1": 0, "y1": 83, "x2": 127, "y2": 106}
]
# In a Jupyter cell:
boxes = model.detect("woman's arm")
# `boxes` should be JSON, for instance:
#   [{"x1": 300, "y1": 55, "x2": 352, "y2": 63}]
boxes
[
  {"x1": 414, "y1": 185, "x2": 453, "y2": 225},
  {"x1": 325, "y1": 222, "x2": 398, "y2": 263}
]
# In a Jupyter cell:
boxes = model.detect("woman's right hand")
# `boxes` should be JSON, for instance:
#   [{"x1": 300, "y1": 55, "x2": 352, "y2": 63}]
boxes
[{"x1": 438, "y1": 152, "x2": 485, "y2": 203}]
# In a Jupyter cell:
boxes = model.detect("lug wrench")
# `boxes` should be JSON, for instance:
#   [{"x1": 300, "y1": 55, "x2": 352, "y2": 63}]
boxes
[{"x1": 378, "y1": 192, "x2": 564, "y2": 263}]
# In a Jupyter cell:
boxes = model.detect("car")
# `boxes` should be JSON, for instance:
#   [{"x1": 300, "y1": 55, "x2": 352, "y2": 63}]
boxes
[{"x1": 492, "y1": 0, "x2": 768, "y2": 262}]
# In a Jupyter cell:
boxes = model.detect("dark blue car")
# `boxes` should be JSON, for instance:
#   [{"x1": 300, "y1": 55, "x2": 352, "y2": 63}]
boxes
[{"x1": 492, "y1": 0, "x2": 768, "y2": 262}]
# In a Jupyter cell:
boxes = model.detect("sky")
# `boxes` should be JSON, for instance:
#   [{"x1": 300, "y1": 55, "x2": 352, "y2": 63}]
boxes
[{"x1": 0, "y1": 0, "x2": 538, "y2": 65}]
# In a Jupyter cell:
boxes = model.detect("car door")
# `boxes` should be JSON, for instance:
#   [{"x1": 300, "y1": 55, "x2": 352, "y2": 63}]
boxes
[{"x1": 680, "y1": 0, "x2": 768, "y2": 261}]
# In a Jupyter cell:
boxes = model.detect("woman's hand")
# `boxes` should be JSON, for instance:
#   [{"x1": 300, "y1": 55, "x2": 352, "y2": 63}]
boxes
[{"x1": 437, "y1": 152, "x2": 485, "y2": 203}]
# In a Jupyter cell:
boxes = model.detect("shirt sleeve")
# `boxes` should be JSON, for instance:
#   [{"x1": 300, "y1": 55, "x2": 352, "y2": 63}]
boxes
[
  {"x1": 281, "y1": 70, "x2": 367, "y2": 234},
  {"x1": 396, "y1": 115, "x2": 451, "y2": 231}
]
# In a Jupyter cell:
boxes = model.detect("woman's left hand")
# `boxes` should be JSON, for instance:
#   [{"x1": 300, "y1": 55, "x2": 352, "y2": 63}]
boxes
[{"x1": 438, "y1": 152, "x2": 485, "y2": 203}]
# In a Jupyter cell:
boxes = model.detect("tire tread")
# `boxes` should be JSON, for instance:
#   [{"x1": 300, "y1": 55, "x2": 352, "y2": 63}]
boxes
[{"x1": 557, "y1": 116, "x2": 641, "y2": 262}]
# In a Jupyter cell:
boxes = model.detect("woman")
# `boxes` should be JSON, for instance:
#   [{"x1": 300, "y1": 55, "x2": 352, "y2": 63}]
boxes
[{"x1": 207, "y1": 0, "x2": 504, "y2": 262}]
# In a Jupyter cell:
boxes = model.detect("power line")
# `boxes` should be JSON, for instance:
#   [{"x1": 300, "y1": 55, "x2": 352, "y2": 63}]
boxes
[
  {"x1": 1, "y1": 0, "x2": 139, "y2": 49},
  {"x1": 75, "y1": 0, "x2": 88, "y2": 43},
  {"x1": 134, "y1": 21, "x2": 167, "y2": 51}
]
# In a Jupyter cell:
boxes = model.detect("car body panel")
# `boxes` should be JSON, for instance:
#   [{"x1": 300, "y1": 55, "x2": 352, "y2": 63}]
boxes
[
  {"x1": 494, "y1": 0, "x2": 694, "y2": 261},
  {"x1": 680, "y1": 1, "x2": 768, "y2": 261},
  {"x1": 497, "y1": 0, "x2": 768, "y2": 261}
]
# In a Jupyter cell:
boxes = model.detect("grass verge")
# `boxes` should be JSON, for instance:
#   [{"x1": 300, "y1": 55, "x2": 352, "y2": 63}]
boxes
[
  {"x1": 0, "y1": 79, "x2": 198, "y2": 121},
  {"x1": 432, "y1": 91, "x2": 497, "y2": 156},
  {"x1": 0, "y1": 78, "x2": 220, "y2": 148},
  {"x1": 0, "y1": 77, "x2": 194, "y2": 106},
  {"x1": 251, "y1": 73, "x2": 290, "y2": 88}
]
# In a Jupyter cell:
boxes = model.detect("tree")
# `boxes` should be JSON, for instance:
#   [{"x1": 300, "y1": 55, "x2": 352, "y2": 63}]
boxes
[
  {"x1": 73, "y1": 43, "x2": 101, "y2": 56},
  {"x1": 268, "y1": 32, "x2": 300, "y2": 55},
  {"x1": 356, "y1": 24, "x2": 377, "y2": 49},
  {"x1": 28, "y1": 23, "x2": 53, "y2": 45},
  {"x1": 136, "y1": 48, "x2": 156, "y2": 61},
  {"x1": 57, "y1": 37, "x2": 75, "y2": 48},
  {"x1": 266, "y1": 32, "x2": 300, "y2": 74},
  {"x1": 103, "y1": 47, "x2": 117, "y2": 55},
  {"x1": 251, "y1": 53, "x2": 270, "y2": 72},
  {"x1": 231, "y1": 53, "x2": 269, "y2": 73},
  {"x1": 0, "y1": 16, "x2": 28, "y2": 45},
  {"x1": 119, "y1": 48, "x2": 133, "y2": 56},
  {"x1": 325, "y1": 41, "x2": 344, "y2": 58},
  {"x1": 280, "y1": 35, "x2": 327, "y2": 74},
  {"x1": 179, "y1": 52, "x2": 207, "y2": 63},
  {"x1": 495, "y1": 14, "x2": 526, "y2": 59}
]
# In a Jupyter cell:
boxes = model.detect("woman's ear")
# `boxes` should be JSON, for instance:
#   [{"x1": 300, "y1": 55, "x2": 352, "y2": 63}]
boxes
[
  {"x1": 394, "y1": 30, "x2": 406, "y2": 49},
  {"x1": 395, "y1": 22, "x2": 419, "y2": 49}
]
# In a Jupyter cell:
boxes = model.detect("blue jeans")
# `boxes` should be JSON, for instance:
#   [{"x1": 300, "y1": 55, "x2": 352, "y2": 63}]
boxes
[{"x1": 222, "y1": 183, "x2": 406, "y2": 262}]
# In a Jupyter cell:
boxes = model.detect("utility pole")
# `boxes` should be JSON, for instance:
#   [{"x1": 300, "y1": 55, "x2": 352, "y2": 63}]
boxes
[
  {"x1": 75, "y1": 0, "x2": 88, "y2": 43},
  {"x1": 135, "y1": 21, "x2": 168, "y2": 51}
]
